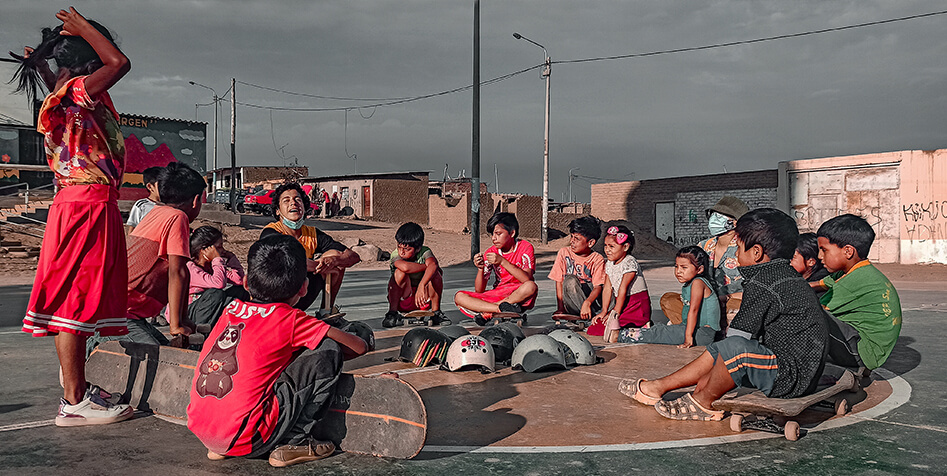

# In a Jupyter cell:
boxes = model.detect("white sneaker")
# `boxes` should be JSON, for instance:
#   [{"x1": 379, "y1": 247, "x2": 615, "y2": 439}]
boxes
[{"x1": 55, "y1": 390, "x2": 134, "y2": 427}]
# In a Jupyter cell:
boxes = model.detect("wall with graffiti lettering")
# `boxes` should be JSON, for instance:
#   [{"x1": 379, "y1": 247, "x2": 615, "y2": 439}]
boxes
[{"x1": 899, "y1": 149, "x2": 947, "y2": 264}]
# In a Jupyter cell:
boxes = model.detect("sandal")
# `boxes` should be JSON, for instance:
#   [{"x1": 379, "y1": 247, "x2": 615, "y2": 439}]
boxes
[
  {"x1": 653, "y1": 393, "x2": 724, "y2": 421},
  {"x1": 618, "y1": 378, "x2": 661, "y2": 406}
]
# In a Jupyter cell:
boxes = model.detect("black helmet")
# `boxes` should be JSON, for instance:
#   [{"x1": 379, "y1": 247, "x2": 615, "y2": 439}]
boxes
[
  {"x1": 439, "y1": 325, "x2": 472, "y2": 342},
  {"x1": 399, "y1": 327, "x2": 451, "y2": 367},
  {"x1": 496, "y1": 321, "x2": 526, "y2": 341},
  {"x1": 342, "y1": 321, "x2": 375, "y2": 352},
  {"x1": 478, "y1": 325, "x2": 519, "y2": 363}
]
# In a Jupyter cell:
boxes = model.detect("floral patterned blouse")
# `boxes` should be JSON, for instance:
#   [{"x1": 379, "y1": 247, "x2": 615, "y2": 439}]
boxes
[
  {"x1": 699, "y1": 234, "x2": 743, "y2": 296},
  {"x1": 37, "y1": 76, "x2": 125, "y2": 189}
]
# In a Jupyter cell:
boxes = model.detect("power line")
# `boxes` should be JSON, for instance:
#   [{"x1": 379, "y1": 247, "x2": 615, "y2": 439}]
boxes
[
  {"x1": 237, "y1": 80, "x2": 414, "y2": 102},
  {"x1": 556, "y1": 9, "x2": 947, "y2": 65}
]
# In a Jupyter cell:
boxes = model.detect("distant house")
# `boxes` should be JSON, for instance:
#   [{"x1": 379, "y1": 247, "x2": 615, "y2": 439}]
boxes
[{"x1": 301, "y1": 171, "x2": 429, "y2": 225}]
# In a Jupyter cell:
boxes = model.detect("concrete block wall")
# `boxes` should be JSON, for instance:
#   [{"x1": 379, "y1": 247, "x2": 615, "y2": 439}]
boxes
[
  {"x1": 673, "y1": 188, "x2": 776, "y2": 247},
  {"x1": 591, "y1": 170, "x2": 778, "y2": 237},
  {"x1": 492, "y1": 194, "x2": 543, "y2": 239},
  {"x1": 373, "y1": 178, "x2": 429, "y2": 225},
  {"x1": 429, "y1": 193, "x2": 494, "y2": 235}
]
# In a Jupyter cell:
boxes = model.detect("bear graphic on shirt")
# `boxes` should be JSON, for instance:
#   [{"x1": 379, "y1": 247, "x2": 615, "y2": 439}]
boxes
[{"x1": 196, "y1": 322, "x2": 244, "y2": 399}]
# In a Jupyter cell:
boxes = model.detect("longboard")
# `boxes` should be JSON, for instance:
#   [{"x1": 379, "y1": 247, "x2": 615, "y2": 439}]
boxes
[
  {"x1": 86, "y1": 341, "x2": 427, "y2": 459},
  {"x1": 712, "y1": 370, "x2": 858, "y2": 440}
]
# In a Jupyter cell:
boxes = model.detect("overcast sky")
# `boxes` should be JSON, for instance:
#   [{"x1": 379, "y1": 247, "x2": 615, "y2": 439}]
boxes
[{"x1": 2, "y1": 1, "x2": 945, "y2": 202}]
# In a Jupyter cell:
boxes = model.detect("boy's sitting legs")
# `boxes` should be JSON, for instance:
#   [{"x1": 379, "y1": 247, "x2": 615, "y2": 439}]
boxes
[
  {"x1": 560, "y1": 274, "x2": 601, "y2": 316},
  {"x1": 824, "y1": 310, "x2": 864, "y2": 369},
  {"x1": 454, "y1": 280, "x2": 538, "y2": 317},
  {"x1": 630, "y1": 336, "x2": 779, "y2": 421},
  {"x1": 244, "y1": 339, "x2": 343, "y2": 467}
]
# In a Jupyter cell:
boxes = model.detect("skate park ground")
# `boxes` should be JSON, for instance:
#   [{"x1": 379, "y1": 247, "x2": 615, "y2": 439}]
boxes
[{"x1": 1, "y1": 258, "x2": 945, "y2": 475}]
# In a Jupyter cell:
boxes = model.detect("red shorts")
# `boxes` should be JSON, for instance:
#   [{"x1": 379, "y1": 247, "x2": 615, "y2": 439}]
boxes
[
  {"x1": 456, "y1": 282, "x2": 536, "y2": 318},
  {"x1": 23, "y1": 184, "x2": 128, "y2": 337},
  {"x1": 398, "y1": 289, "x2": 432, "y2": 312}
]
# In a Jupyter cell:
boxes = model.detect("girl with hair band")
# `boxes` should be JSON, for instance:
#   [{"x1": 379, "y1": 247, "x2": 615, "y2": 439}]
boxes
[
  {"x1": 590, "y1": 225, "x2": 652, "y2": 340},
  {"x1": 12, "y1": 8, "x2": 133, "y2": 426}
]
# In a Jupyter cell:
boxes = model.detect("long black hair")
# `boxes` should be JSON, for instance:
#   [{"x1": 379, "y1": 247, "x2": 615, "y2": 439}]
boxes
[
  {"x1": 8, "y1": 20, "x2": 118, "y2": 104},
  {"x1": 190, "y1": 226, "x2": 223, "y2": 259},
  {"x1": 676, "y1": 245, "x2": 718, "y2": 294}
]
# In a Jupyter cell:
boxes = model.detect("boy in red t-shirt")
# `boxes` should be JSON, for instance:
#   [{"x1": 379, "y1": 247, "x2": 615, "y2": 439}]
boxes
[
  {"x1": 188, "y1": 234, "x2": 367, "y2": 468},
  {"x1": 87, "y1": 162, "x2": 205, "y2": 354},
  {"x1": 454, "y1": 212, "x2": 538, "y2": 325},
  {"x1": 548, "y1": 215, "x2": 607, "y2": 320}
]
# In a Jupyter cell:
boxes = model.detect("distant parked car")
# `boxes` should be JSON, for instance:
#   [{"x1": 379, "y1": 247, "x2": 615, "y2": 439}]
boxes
[{"x1": 244, "y1": 187, "x2": 321, "y2": 216}]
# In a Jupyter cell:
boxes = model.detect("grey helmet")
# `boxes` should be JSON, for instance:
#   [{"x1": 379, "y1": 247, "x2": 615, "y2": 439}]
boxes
[
  {"x1": 511, "y1": 334, "x2": 568, "y2": 373},
  {"x1": 548, "y1": 329, "x2": 597, "y2": 365},
  {"x1": 478, "y1": 325, "x2": 519, "y2": 363},
  {"x1": 496, "y1": 321, "x2": 526, "y2": 341},
  {"x1": 439, "y1": 325, "x2": 472, "y2": 342},
  {"x1": 399, "y1": 327, "x2": 451, "y2": 367},
  {"x1": 444, "y1": 335, "x2": 495, "y2": 372},
  {"x1": 557, "y1": 341, "x2": 577, "y2": 367}
]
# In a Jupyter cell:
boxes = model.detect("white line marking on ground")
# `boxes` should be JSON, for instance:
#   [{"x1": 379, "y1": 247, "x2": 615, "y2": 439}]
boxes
[
  {"x1": 0, "y1": 419, "x2": 54, "y2": 432},
  {"x1": 570, "y1": 369, "x2": 628, "y2": 381},
  {"x1": 420, "y1": 368, "x2": 914, "y2": 454}
]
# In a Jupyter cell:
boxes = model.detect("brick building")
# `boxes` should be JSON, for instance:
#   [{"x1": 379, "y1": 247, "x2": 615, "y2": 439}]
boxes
[
  {"x1": 591, "y1": 170, "x2": 778, "y2": 247},
  {"x1": 302, "y1": 171, "x2": 429, "y2": 225}
]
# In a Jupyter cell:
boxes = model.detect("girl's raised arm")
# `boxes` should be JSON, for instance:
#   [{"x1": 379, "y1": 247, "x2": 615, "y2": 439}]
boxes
[{"x1": 57, "y1": 7, "x2": 129, "y2": 97}]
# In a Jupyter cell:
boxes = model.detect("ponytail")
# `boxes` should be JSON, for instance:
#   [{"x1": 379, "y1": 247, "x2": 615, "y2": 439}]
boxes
[{"x1": 8, "y1": 26, "x2": 63, "y2": 104}]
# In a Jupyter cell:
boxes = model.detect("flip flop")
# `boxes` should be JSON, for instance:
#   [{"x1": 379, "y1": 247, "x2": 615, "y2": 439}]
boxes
[
  {"x1": 618, "y1": 378, "x2": 661, "y2": 406},
  {"x1": 653, "y1": 393, "x2": 724, "y2": 421}
]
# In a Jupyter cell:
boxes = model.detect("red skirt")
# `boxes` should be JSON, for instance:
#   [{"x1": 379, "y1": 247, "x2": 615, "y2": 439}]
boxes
[
  {"x1": 23, "y1": 184, "x2": 128, "y2": 337},
  {"x1": 587, "y1": 290, "x2": 652, "y2": 336}
]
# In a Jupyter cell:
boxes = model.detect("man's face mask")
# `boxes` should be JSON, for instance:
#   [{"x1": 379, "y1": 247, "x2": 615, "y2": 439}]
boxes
[
  {"x1": 281, "y1": 216, "x2": 305, "y2": 230},
  {"x1": 708, "y1": 212, "x2": 735, "y2": 236}
]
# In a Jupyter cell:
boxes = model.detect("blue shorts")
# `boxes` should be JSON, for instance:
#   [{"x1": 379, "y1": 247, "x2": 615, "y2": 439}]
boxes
[{"x1": 705, "y1": 336, "x2": 779, "y2": 396}]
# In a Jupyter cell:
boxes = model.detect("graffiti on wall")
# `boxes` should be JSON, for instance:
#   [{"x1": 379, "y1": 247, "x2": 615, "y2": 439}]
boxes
[
  {"x1": 794, "y1": 205, "x2": 884, "y2": 237},
  {"x1": 902, "y1": 200, "x2": 947, "y2": 242}
]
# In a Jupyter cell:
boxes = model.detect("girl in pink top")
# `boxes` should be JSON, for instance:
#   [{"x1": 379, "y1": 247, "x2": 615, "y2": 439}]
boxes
[
  {"x1": 12, "y1": 8, "x2": 133, "y2": 427},
  {"x1": 187, "y1": 226, "x2": 249, "y2": 328}
]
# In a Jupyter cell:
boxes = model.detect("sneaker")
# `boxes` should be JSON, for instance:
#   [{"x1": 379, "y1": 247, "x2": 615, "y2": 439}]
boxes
[
  {"x1": 382, "y1": 310, "x2": 403, "y2": 328},
  {"x1": 55, "y1": 388, "x2": 134, "y2": 427},
  {"x1": 474, "y1": 313, "x2": 492, "y2": 326},
  {"x1": 430, "y1": 310, "x2": 451, "y2": 326},
  {"x1": 498, "y1": 302, "x2": 523, "y2": 314},
  {"x1": 268, "y1": 438, "x2": 335, "y2": 468}
]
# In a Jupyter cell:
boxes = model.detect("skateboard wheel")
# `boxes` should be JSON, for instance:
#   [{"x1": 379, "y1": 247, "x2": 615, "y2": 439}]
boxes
[
  {"x1": 834, "y1": 398, "x2": 849, "y2": 416},
  {"x1": 784, "y1": 421, "x2": 800, "y2": 441},
  {"x1": 730, "y1": 414, "x2": 744, "y2": 432}
]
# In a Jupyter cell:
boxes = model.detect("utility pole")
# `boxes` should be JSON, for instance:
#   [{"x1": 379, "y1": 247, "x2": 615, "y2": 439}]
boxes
[
  {"x1": 513, "y1": 32, "x2": 551, "y2": 243},
  {"x1": 229, "y1": 78, "x2": 237, "y2": 213},
  {"x1": 188, "y1": 81, "x2": 219, "y2": 195},
  {"x1": 470, "y1": 0, "x2": 480, "y2": 258},
  {"x1": 569, "y1": 167, "x2": 579, "y2": 203}
]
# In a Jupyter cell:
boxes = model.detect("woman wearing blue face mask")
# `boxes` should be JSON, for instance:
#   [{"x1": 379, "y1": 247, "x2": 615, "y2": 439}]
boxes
[
  {"x1": 259, "y1": 182, "x2": 361, "y2": 313},
  {"x1": 659, "y1": 196, "x2": 749, "y2": 328}
]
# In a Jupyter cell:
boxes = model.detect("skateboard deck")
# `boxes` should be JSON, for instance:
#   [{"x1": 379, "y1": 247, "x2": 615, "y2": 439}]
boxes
[
  {"x1": 713, "y1": 370, "x2": 858, "y2": 440},
  {"x1": 311, "y1": 373, "x2": 427, "y2": 459},
  {"x1": 485, "y1": 311, "x2": 527, "y2": 326},
  {"x1": 551, "y1": 313, "x2": 589, "y2": 331},
  {"x1": 404, "y1": 310, "x2": 436, "y2": 326},
  {"x1": 86, "y1": 341, "x2": 427, "y2": 458}
]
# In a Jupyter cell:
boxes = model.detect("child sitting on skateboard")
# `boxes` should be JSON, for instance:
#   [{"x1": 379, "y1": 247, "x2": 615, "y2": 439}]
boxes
[
  {"x1": 609, "y1": 245, "x2": 719, "y2": 347},
  {"x1": 454, "y1": 212, "x2": 538, "y2": 326},
  {"x1": 812, "y1": 214, "x2": 901, "y2": 370},
  {"x1": 591, "y1": 225, "x2": 652, "y2": 338},
  {"x1": 187, "y1": 234, "x2": 368, "y2": 468},
  {"x1": 383, "y1": 222, "x2": 448, "y2": 327},
  {"x1": 620, "y1": 208, "x2": 828, "y2": 421},
  {"x1": 549, "y1": 215, "x2": 607, "y2": 326}
]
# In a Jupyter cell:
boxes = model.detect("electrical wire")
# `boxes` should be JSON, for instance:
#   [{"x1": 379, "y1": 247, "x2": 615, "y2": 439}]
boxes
[
  {"x1": 555, "y1": 9, "x2": 947, "y2": 65},
  {"x1": 237, "y1": 80, "x2": 413, "y2": 102}
]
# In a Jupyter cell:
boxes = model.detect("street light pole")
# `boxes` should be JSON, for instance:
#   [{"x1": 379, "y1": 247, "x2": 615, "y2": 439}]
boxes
[
  {"x1": 513, "y1": 32, "x2": 551, "y2": 244},
  {"x1": 188, "y1": 81, "x2": 219, "y2": 195},
  {"x1": 569, "y1": 167, "x2": 579, "y2": 203}
]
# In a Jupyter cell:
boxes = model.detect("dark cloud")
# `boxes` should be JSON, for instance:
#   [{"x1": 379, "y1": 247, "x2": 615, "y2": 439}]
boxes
[{"x1": 3, "y1": 0, "x2": 945, "y2": 202}]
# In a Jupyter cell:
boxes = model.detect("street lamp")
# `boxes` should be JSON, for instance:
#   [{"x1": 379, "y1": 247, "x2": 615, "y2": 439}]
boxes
[
  {"x1": 513, "y1": 32, "x2": 551, "y2": 244},
  {"x1": 569, "y1": 167, "x2": 579, "y2": 203},
  {"x1": 189, "y1": 81, "x2": 219, "y2": 197}
]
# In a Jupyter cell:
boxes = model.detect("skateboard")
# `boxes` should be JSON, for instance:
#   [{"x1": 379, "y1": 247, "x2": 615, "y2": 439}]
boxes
[
  {"x1": 403, "y1": 310, "x2": 448, "y2": 326},
  {"x1": 551, "y1": 312, "x2": 590, "y2": 331},
  {"x1": 86, "y1": 341, "x2": 428, "y2": 459},
  {"x1": 477, "y1": 311, "x2": 527, "y2": 326},
  {"x1": 712, "y1": 370, "x2": 858, "y2": 441}
]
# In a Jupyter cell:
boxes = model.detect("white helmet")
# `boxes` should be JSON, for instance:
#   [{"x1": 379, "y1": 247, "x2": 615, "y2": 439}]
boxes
[
  {"x1": 548, "y1": 329, "x2": 597, "y2": 365},
  {"x1": 511, "y1": 334, "x2": 568, "y2": 373},
  {"x1": 444, "y1": 335, "x2": 495, "y2": 372}
]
